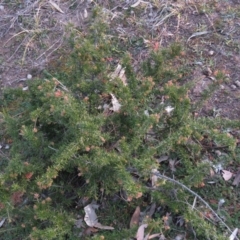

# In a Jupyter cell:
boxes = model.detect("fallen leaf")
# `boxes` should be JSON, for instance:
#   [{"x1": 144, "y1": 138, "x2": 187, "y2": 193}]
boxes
[
  {"x1": 84, "y1": 203, "x2": 114, "y2": 230},
  {"x1": 84, "y1": 204, "x2": 99, "y2": 227},
  {"x1": 187, "y1": 31, "x2": 211, "y2": 42},
  {"x1": 94, "y1": 222, "x2": 114, "y2": 230},
  {"x1": 110, "y1": 94, "x2": 121, "y2": 112},
  {"x1": 159, "y1": 234, "x2": 166, "y2": 240},
  {"x1": 210, "y1": 167, "x2": 215, "y2": 177},
  {"x1": 118, "y1": 67, "x2": 127, "y2": 86},
  {"x1": 83, "y1": 9, "x2": 88, "y2": 18},
  {"x1": 146, "y1": 203, "x2": 156, "y2": 218},
  {"x1": 83, "y1": 227, "x2": 98, "y2": 236},
  {"x1": 151, "y1": 169, "x2": 160, "y2": 188},
  {"x1": 25, "y1": 172, "x2": 33, "y2": 180},
  {"x1": 110, "y1": 64, "x2": 122, "y2": 79},
  {"x1": 233, "y1": 170, "x2": 240, "y2": 186},
  {"x1": 229, "y1": 228, "x2": 238, "y2": 240},
  {"x1": 143, "y1": 38, "x2": 150, "y2": 44},
  {"x1": 109, "y1": 64, "x2": 127, "y2": 86},
  {"x1": 221, "y1": 170, "x2": 233, "y2": 181},
  {"x1": 158, "y1": 155, "x2": 169, "y2": 162},
  {"x1": 131, "y1": 0, "x2": 141, "y2": 8},
  {"x1": 169, "y1": 159, "x2": 177, "y2": 172},
  {"x1": 0, "y1": 218, "x2": 6, "y2": 228},
  {"x1": 144, "y1": 234, "x2": 150, "y2": 240},
  {"x1": 136, "y1": 224, "x2": 148, "y2": 240},
  {"x1": 49, "y1": 0, "x2": 64, "y2": 13},
  {"x1": 130, "y1": 206, "x2": 140, "y2": 228},
  {"x1": 148, "y1": 233, "x2": 161, "y2": 239}
]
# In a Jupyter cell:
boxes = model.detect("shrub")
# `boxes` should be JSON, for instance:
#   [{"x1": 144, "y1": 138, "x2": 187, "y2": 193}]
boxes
[{"x1": 0, "y1": 8, "x2": 238, "y2": 239}]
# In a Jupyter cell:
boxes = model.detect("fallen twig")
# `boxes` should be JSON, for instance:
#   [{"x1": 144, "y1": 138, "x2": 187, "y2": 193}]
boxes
[{"x1": 153, "y1": 172, "x2": 237, "y2": 238}]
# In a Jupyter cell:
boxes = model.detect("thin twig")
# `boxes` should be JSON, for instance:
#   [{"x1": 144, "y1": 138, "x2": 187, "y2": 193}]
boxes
[
  {"x1": 153, "y1": 172, "x2": 236, "y2": 237},
  {"x1": 36, "y1": 36, "x2": 63, "y2": 60}
]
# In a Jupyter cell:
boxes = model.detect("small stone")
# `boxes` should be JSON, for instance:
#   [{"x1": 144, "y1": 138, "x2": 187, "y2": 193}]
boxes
[
  {"x1": 0, "y1": 5, "x2": 4, "y2": 11},
  {"x1": 202, "y1": 67, "x2": 212, "y2": 76},
  {"x1": 209, "y1": 50, "x2": 214, "y2": 56},
  {"x1": 235, "y1": 80, "x2": 240, "y2": 88},
  {"x1": 27, "y1": 74, "x2": 32, "y2": 79},
  {"x1": 22, "y1": 86, "x2": 29, "y2": 91},
  {"x1": 220, "y1": 85, "x2": 225, "y2": 90},
  {"x1": 231, "y1": 84, "x2": 237, "y2": 90}
]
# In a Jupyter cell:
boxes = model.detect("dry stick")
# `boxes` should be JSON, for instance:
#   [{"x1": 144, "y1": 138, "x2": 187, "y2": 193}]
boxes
[
  {"x1": 153, "y1": 172, "x2": 236, "y2": 237},
  {"x1": 36, "y1": 38, "x2": 62, "y2": 60},
  {"x1": 21, "y1": 34, "x2": 36, "y2": 65}
]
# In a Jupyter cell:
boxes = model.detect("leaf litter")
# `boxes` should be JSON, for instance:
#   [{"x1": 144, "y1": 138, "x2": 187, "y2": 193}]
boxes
[
  {"x1": 0, "y1": 218, "x2": 6, "y2": 228},
  {"x1": 221, "y1": 170, "x2": 233, "y2": 181},
  {"x1": 84, "y1": 203, "x2": 114, "y2": 230},
  {"x1": 130, "y1": 206, "x2": 140, "y2": 228},
  {"x1": 1, "y1": 0, "x2": 240, "y2": 238},
  {"x1": 109, "y1": 63, "x2": 127, "y2": 86},
  {"x1": 233, "y1": 169, "x2": 240, "y2": 186}
]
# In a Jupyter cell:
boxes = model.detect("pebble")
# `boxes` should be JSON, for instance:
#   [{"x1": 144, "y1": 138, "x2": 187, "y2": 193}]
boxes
[
  {"x1": 202, "y1": 67, "x2": 212, "y2": 76},
  {"x1": 27, "y1": 74, "x2": 32, "y2": 79},
  {"x1": 235, "y1": 80, "x2": 240, "y2": 88},
  {"x1": 0, "y1": 5, "x2": 4, "y2": 11},
  {"x1": 231, "y1": 84, "x2": 237, "y2": 90},
  {"x1": 209, "y1": 50, "x2": 214, "y2": 56}
]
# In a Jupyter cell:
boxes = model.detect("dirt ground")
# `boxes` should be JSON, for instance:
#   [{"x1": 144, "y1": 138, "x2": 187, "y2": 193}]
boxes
[{"x1": 0, "y1": 0, "x2": 240, "y2": 118}]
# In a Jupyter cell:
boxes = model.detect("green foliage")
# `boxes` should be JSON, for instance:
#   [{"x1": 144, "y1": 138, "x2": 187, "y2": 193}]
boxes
[{"x1": 0, "y1": 8, "x2": 239, "y2": 239}]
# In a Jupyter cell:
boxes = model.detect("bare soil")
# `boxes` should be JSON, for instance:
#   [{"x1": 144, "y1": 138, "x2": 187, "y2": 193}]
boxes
[{"x1": 0, "y1": 0, "x2": 240, "y2": 118}]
